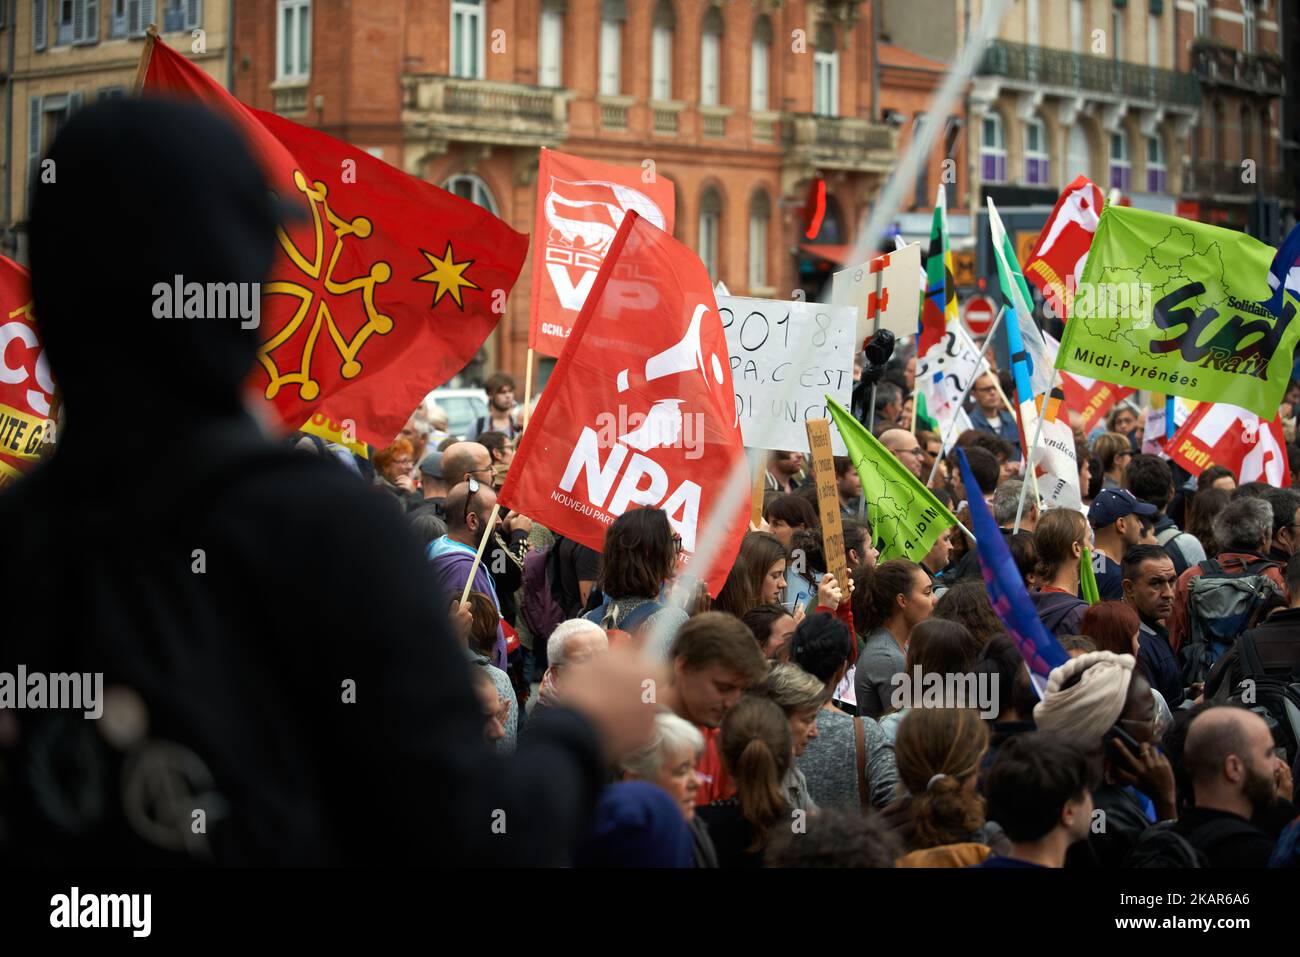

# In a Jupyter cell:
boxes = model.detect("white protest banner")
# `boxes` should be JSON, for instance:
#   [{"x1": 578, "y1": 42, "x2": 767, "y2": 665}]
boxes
[
  {"x1": 831, "y1": 242, "x2": 923, "y2": 346},
  {"x1": 719, "y1": 295, "x2": 855, "y2": 454}
]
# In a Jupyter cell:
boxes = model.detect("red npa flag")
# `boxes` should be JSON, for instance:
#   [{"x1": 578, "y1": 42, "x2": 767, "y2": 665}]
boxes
[
  {"x1": 529, "y1": 149, "x2": 674, "y2": 358},
  {"x1": 0, "y1": 256, "x2": 55, "y2": 487},
  {"x1": 1168, "y1": 403, "x2": 1289, "y2": 487},
  {"x1": 501, "y1": 212, "x2": 746, "y2": 596},
  {"x1": 142, "y1": 39, "x2": 528, "y2": 447},
  {"x1": 1024, "y1": 175, "x2": 1104, "y2": 322}
]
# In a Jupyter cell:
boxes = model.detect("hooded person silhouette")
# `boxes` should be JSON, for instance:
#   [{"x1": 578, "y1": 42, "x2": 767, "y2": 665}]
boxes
[{"x1": 0, "y1": 99, "x2": 608, "y2": 865}]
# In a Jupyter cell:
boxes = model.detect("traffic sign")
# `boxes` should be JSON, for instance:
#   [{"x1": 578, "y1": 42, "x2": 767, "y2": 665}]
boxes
[{"x1": 964, "y1": 295, "x2": 996, "y2": 336}]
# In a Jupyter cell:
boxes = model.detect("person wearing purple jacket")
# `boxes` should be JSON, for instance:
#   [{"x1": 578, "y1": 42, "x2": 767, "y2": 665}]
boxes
[
  {"x1": 1030, "y1": 508, "x2": 1091, "y2": 640},
  {"x1": 428, "y1": 479, "x2": 507, "y2": 668}
]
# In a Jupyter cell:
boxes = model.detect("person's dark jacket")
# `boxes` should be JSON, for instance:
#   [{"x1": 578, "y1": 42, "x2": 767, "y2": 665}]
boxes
[
  {"x1": 0, "y1": 99, "x2": 604, "y2": 866},
  {"x1": 1031, "y1": 589, "x2": 1089, "y2": 639},
  {"x1": 1065, "y1": 783, "x2": 1153, "y2": 868},
  {"x1": 1206, "y1": 606, "x2": 1300, "y2": 700},
  {"x1": 1170, "y1": 807, "x2": 1276, "y2": 868},
  {"x1": 1137, "y1": 621, "x2": 1185, "y2": 709}
]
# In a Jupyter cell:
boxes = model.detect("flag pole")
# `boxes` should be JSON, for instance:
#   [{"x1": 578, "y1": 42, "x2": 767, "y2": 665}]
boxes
[
  {"x1": 926, "y1": 305, "x2": 1007, "y2": 487},
  {"x1": 521, "y1": 347, "x2": 534, "y2": 431},
  {"x1": 459, "y1": 503, "x2": 503, "y2": 607},
  {"x1": 132, "y1": 24, "x2": 159, "y2": 94},
  {"x1": 1012, "y1": 368, "x2": 1058, "y2": 534}
]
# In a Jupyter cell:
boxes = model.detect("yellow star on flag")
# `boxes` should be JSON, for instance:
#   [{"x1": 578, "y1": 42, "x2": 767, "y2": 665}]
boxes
[{"x1": 415, "y1": 242, "x2": 480, "y2": 309}]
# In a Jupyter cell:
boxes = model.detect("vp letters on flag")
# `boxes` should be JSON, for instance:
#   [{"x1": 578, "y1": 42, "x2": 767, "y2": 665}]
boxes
[
  {"x1": 0, "y1": 256, "x2": 54, "y2": 485},
  {"x1": 501, "y1": 212, "x2": 746, "y2": 597},
  {"x1": 1058, "y1": 206, "x2": 1300, "y2": 420},
  {"x1": 530, "y1": 149, "x2": 675, "y2": 358}
]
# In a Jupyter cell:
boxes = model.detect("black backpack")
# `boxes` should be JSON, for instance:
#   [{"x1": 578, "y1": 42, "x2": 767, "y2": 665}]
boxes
[
  {"x1": 1180, "y1": 558, "x2": 1286, "y2": 687},
  {"x1": 1126, "y1": 817, "x2": 1259, "y2": 868},
  {"x1": 1216, "y1": 632, "x2": 1300, "y2": 766}
]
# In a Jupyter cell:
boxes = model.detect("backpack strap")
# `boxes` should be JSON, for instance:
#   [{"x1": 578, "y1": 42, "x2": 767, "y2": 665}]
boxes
[
  {"x1": 1156, "y1": 525, "x2": 1183, "y2": 548},
  {"x1": 1236, "y1": 632, "x2": 1267, "y2": 680},
  {"x1": 854, "y1": 716, "x2": 869, "y2": 813}
]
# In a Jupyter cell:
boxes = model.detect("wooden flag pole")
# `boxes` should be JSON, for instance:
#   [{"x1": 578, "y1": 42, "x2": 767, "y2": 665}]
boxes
[
  {"x1": 521, "y1": 347, "x2": 535, "y2": 431},
  {"x1": 459, "y1": 503, "x2": 503, "y2": 607},
  {"x1": 132, "y1": 25, "x2": 159, "y2": 94}
]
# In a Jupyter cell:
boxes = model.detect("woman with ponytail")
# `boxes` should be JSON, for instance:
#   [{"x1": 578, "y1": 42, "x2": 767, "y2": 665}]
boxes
[
  {"x1": 881, "y1": 708, "x2": 1006, "y2": 867},
  {"x1": 852, "y1": 559, "x2": 935, "y2": 720},
  {"x1": 696, "y1": 695, "x2": 793, "y2": 868}
]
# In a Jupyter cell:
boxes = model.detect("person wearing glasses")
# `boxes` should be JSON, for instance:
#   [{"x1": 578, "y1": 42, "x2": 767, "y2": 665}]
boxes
[
  {"x1": 428, "y1": 479, "x2": 509, "y2": 669},
  {"x1": 967, "y1": 373, "x2": 1021, "y2": 461},
  {"x1": 878, "y1": 429, "x2": 926, "y2": 481}
]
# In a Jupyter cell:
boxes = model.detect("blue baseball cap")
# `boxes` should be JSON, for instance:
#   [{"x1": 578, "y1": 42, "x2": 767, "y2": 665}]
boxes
[{"x1": 1088, "y1": 488, "x2": 1156, "y2": 528}]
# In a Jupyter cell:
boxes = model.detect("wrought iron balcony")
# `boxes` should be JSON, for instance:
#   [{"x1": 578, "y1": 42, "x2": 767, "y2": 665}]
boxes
[
  {"x1": 1184, "y1": 160, "x2": 1290, "y2": 198},
  {"x1": 400, "y1": 75, "x2": 569, "y2": 150},
  {"x1": 978, "y1": 39, "x2": 1200, "y2": 107},
  {"x1": 1190, "y1": 43, "x2": 1285, "y2": 97},
  {"x1": 781, "y1": 114, "x2": 895, "y2": 173}
]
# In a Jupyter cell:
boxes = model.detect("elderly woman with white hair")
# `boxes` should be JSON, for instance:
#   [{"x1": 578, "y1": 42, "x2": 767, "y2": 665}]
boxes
[
  {"x1": 750, "y1": 663, "x2": 828, "y2": 813},
  {"x1": 1032, "y1": 650, "x2": 1177, "y2": 867},
  {"x1": 621, "y1": 710, "x2": 719, "y2": 867},
  {"x1": 535, "y1": 619, "x2": 609, "y2": 712}
]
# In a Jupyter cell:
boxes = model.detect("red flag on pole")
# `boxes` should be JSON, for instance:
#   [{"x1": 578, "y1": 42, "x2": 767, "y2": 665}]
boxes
[
  {"x1": 0, "y1": 256, "x2": 55, "y2": 487},
  {"x1": 141, "y1": 39, "x2": 528, "y2": 448},
  {"x1": 1024, "y1": 175, "x2": 1105, "y2": 322},
  {"x1": 501, "y1": 212, "x2": 746, "y2": 596},
  {"x1": 529, "y1": 149, "x2": 675, "y2": 358},
  {"x1": 1168, "y1": 403, "x2": 1289, "y2": 487},
  {"x1": 1059, "y1": 370, "x2": 1135, "y2": 434}
]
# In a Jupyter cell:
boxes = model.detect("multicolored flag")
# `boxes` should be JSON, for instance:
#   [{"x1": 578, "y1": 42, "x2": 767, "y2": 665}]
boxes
[
  {"x1": 1168, "y1": 402, "x2": 1290, "y2": 487},
  {"x1": 826, "y1": 397, "x2": 957, "y2": 562},
  {"x1": 1057, "y1": 206, "x2": 1300, "y2": 420},
  {"x1": 530, "y1": 149, "x2": 675, "y2": 358},
  {"x1": 0, "y1": 256, "x2": 55, "y2": 487},
  {"x1": 499, "y1": 211, "x2": 745, "y2": 597},
  {"x1": 988, "y1": 198, "x2": 1053, "y2": 404},
  {"x1": 1024, "y1": 175, "x2": 1105, "y2": 322},
  {"x1": 141, "y1": 38, "x2": 529, "y2": 448},
  {"x1": 915, "y1": 323, "x2": 978, "y2": 451},
  {"x1": 1262, "y1": 221, "x2": 1300, "y2": 319},
  {"x1": 919, "y1": 185, "x2": 957, "y2": 357},
  {"x1": 955, "y1": 448, "x2": 1069, "y2": 696}
]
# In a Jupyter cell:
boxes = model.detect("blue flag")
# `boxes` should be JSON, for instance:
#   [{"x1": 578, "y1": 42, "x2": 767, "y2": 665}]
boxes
[
  {"x1": 1262, "y1": 222, "x2": 1300, "y2": 319},
  {"x1": 955, "y1": 449, "x2": 1069, "y2": 695}
]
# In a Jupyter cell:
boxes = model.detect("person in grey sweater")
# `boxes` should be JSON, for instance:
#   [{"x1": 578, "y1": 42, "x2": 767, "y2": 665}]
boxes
[
  {"x1": 853, "y1": 560, "x2": 935, "y2": 719},
  {"x1": 790, "y1": 613, "x2": 899, "y2": 809}
]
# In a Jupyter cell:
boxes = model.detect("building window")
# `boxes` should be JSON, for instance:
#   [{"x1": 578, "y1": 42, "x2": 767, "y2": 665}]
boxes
[
  {"x1": 748, "y1": 191, "x2": 769, "y2": 289},
  {"x1": 751, "y1": 14, "x2": 772, "y2": 112},
  {"x1": 1025, "y1": 117, "x2": 1049, "y2": 186},
  {"x1": 1146, "y1": 135, "x2": 1166, "y2": 193},
  {"x1": 651, "y1": 0, "x2": 674, "y2": 101},
  {"x1": 813, "y1": 24, "x2": 838, "y2": 117},
  {"x1": 1067, "y1": 123, "x2": 1091, "y2": 181},
  {"x1": 451, "y1": 0, "x2": 485, "y2": 80},
  {"x1": 1194, "y1": 0, "x2": 1209, "y2": 37},
  {"x1": 98, "y1": 86, "x2": 126, "y2": 100},
  {"x1": 1110, "y1": 130, "x2": 1131, "y2": 191},
  {"x1": 1147, "y1": 12, "x2": 1158, "y2": 65},
  {"x1": 1259, "y1": 108, "x2": 1269, "y2": 166},
  {"x1": 538, "y1": 0, "x2": 564, "y2": 88},
  {"x1": 1243, "y1": 0, "x2": 1257, "y2": 55},
  {"x1": 29, "y1": 92, "x2": 82, "y2": 202},
  {"x1": 700, "y1": 6, "x2": 723, "y2": 107},
  {"x1": 277, "y1": 0, "x2": 311, "y2": 82},
  {"x1": 1111, "y1": 10, "x2": 1123, "y2": 61},
  {"x1": 1212, "y1": 101, "x2": 1222, "y2": 163},
  {"x1": 109, "y1": 0, "x2": 150, "y2": 39},
  {"x1": 599, "y1": 0, "x2": 624, "y2": 96},
  {"x1": 442, "y1": 173, "x2": 499, "y2": 216},
  {"x1": 699, "y1": 187, "x2": 722, "y2": 281},
  {"x1": 981, "y1": 113, "x2": 1006, "y2": 183},
  {"x1": 1241, "y1": 106, "x2": 1254, "y2": 169},
  {"x1": 1026, "y1": 0, "x2": 1039, "y2": 46},
  {"x1": 1070, "y1": 0, "x2": 1084, "y2": 53},
  {"x1": 163, "y1": 0, "x2": 201, "y2": 32}
]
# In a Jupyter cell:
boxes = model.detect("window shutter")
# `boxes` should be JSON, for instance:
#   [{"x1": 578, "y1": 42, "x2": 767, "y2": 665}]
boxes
[
  {"x1": 28, "y1": 96, "x2": 42, "y2": 207},
  {"x1": 187, "y1": 0, "x2": 200, "y2": 30},
  {"x1": 34, "y1": 0, "x2": 47, "y2": 51},
  {"x1": 72, "y1": 0, "x2": 85, "y2": 42},
  {"x1": 127, "y1": 0, "x2": 141, "y2": 35},
  {"x1": 86, "y1": 0, "x2": 100, "y2": 41}
]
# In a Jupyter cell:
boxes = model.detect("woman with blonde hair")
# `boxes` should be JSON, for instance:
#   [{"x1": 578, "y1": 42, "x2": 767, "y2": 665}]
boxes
[
  {"x1": 882, "y1": 708, "x2": 1001, "y2": 867},
  {"x1": 1093, "y1": 431, "x2": 1133, "y2": 491},
  {"x1": 751, "y1": 662, "x2": 828, "y2": 812},
  {"x1": 1031, "y1": 508, "x2": 1091, "y2": 639}
]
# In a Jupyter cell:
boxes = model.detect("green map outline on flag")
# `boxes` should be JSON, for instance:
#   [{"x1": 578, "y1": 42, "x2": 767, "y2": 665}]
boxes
[
  {"x1": 1056, "y1": 206, "x2": 1300, "y2": 420},
  {"x1": 827, "y1": 397, "x2": 957, "y2": 563}
]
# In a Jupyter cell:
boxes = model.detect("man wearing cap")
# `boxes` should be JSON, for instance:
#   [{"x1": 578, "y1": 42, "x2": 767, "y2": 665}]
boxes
[
  {"x1": 409, "y1": 450, "x2": 449, "y2": 521},
  {"x1": 1088, "y1": 489, "x2": 1157, "y2": 600}
]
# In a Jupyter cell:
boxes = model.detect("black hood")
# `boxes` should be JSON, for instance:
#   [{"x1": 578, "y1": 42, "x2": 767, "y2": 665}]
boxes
[{"x1": 29, "y1": 97, "x2": 280, "y2": 447}]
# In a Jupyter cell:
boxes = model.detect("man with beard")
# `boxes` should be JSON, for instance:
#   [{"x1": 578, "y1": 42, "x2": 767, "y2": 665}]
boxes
[
  {"x1": 1121, "y1": 545, "x2": 1184, "y2": 708},
  {"x1": 1172, "y1": 707, "x2": 1285, "y2": 867},
  {"x1": 473, "y1": 372, "x2": 520, "y2": 439}
]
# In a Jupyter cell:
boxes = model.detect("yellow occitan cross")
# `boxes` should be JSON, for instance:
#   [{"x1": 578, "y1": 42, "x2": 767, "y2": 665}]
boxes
[{"x1": 415, "y1": 243, "x2": 480, "y2": 309}]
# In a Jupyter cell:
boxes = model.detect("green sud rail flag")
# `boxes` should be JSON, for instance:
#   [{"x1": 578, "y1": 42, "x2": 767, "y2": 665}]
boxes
[
  {"x1": 1057, "y1": 206, "x2": 1300, "y2": 420},
  {"x1": 827, "y1": 397, "x2": 957, "y2": 562}
]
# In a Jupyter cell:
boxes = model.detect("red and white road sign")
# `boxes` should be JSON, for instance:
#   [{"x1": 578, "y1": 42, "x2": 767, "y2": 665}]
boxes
[{"x1": 963, "y1": 295, "x2": 996, "y2": 336}]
